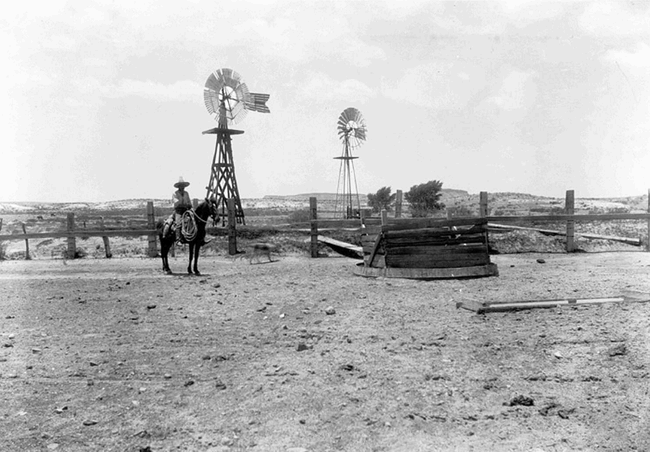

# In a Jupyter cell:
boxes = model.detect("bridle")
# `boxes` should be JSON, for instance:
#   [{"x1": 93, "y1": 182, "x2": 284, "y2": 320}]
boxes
[{"x1": 191, "y1": 198, "x2": 219, "y2": 225}]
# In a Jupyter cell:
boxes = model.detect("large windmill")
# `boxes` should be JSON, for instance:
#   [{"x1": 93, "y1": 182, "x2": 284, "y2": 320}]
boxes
[
  {"x1": 202, "y1": 68, "x2": 270, "y2": 225},
  {"x1": 334, "y1": 107, "x2": 367, "y2": 219}
]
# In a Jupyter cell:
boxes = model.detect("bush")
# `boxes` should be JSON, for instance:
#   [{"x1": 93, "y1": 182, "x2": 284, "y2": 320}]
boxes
[
  {"x1": 287, "y1": 209, "x2": 311, "y2": 224},
  {"x1": 405, "y1": 180, "x2": 446, "y2": 217},
  {"x1": 367, "y1": 187, "x2": 396, "y2": 213}
]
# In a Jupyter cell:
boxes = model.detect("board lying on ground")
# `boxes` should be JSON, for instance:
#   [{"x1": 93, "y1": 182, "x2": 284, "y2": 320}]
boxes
[
  {"x1": 355, "y1": 218, "x2": 498, "y2": 279},
  {"x1": 317, "y1": 235, "x2": 363, "y2": 259},
  {"x1": 457, "y1": 291, "x2": 650, "y2": 313}
]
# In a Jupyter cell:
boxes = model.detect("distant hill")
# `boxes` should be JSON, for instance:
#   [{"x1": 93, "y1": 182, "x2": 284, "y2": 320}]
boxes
[{"x1": 0, "y1": 189, "x2": 646, "y2": 215}]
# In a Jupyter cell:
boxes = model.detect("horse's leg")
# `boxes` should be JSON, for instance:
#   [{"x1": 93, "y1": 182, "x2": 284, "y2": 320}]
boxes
[
  {"x1": 193, "y1": 244, "x2": 201, "y2": 276},
  {"x1": 161, "y1": 239, "x2": 172, "y2": 274},
  {"x1": 187, "y1": 243, "x2": 194, "y2": 275}
]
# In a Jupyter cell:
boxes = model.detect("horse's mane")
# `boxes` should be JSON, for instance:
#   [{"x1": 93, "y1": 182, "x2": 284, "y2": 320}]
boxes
[{"x1": 194, "y1": 198, "x2": 215, "y2": 222}]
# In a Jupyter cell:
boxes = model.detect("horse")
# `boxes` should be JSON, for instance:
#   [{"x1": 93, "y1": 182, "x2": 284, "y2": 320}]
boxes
[{"x1": 156, "y1": 198, "x2": 219, "y2": 275}]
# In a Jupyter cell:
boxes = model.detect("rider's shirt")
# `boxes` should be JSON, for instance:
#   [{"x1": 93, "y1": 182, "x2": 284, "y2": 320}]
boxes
[{"x1": 172, "y1": 190, "x2": 192, "y2": 213}]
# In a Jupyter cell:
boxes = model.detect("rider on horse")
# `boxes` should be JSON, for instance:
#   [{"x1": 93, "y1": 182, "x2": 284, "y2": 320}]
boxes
[{"x1": 165, "y1": 177, "x2": 193, "y2": 244}]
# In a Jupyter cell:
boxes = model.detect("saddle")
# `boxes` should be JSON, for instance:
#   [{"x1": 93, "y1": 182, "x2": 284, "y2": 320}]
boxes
[{"x1": 164, "y1": 210, "x2": 196, "y2": 243}]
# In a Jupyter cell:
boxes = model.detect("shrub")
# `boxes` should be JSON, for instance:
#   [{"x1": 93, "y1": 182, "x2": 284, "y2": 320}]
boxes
[
  {"x1": 405, "y1": 180, "x2": 445, "y2": 218},
  {"x1": 287, "y1": 209, "x2": 311, "y2": 224}
]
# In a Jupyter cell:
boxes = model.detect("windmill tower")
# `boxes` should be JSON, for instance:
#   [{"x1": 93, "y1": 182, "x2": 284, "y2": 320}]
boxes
[
  {"x1": 334, "y1": 107, "x2": 367, "y2": 219},
  {"x1": 202, "y1": 68, "x2": 270, "y2": 225}
]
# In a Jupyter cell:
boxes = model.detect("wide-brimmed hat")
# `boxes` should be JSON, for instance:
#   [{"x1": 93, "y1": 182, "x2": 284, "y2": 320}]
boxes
[{"x1": 174, "y1": 177, "x2": 190, "y2": 188}]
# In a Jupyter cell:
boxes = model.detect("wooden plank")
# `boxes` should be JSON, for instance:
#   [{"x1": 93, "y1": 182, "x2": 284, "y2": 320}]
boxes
[
  {"x1": 395, "y1": 190, "x2": 403, "y2": 218},
  {"x1": 488, "y1": 223, "x2": 641, "y2": 246},
  {"x1": 363, "y1": 225, "x2": 382, "y2": 235},
  {"x1": 146, "y1": 201, "x2": 157, "y2": 258},
  {"x1": 457, "y1": 292, "x2": 650, "y2": 313},
  {"x1": 99, "y1": 217, "x2": 112, "y2": 258},
  {"x1": 367, "y1": 233, "x2": 384, "y2": 267},
  {"x1": 310, "y1": 197, "x2": 318, "y2": 258},
  {"x1": 317, "y1": 235, "x2": 363, "y2": 259},
  {"x1": 310, "y1": 219, "x2": 363, "y2": 229},
  {"x1": 385, "y1": 235, "x2": 487, "y2": 247},
  {"x1": 383, "y1": 217, "x2": 487, "y2": 232},
  {"x1": 0, "y1": 229, "x2": 158, "y2": 241},
  {"x1": 385, "y1": 225, "x2": 486, "y2": 240},
  {"x1": 21, "y1": 223, "x2": 30, "y2": 260},
  {"x1": 227, "y1": 198, "x2": 237, "y2": 255},
  {"x1": 386, "y1": 253, "x2": 490, "y2": 268},
  {"x1": 386, "y1": 243, "x2": 488, "y2": 255},
  {"x1": 485, "y1": 213, "x2": 650, "y2": 222},
  {"x1": 479, "y1": 192, "x2": 488, "y2": 217},
  {"x1": 66, "y1": 213, "x2": 76, "y2": 259},
  {"x1": 566, "y1": 190, "x2": 575, "y2": 252}
]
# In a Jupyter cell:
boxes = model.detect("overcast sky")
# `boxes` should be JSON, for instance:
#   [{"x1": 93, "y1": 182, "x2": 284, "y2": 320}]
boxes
[{"x1": 1, "y1": 0, "x2": 648, "y2": 202}]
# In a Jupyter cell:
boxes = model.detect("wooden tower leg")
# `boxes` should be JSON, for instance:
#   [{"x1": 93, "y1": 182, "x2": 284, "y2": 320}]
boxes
[{"x1": 205, "y1": 131, "x2": 246, "y2": 225}]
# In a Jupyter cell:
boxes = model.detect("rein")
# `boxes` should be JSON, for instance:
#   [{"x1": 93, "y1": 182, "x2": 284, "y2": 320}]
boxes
[{"x1": 191, "y1": 203, "x2": 217, "y2": 225}]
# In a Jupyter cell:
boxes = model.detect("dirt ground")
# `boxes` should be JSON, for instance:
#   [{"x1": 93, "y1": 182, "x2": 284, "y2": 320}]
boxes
[{"x1": 1, "y1": 250, "x2": 650, "y2": 452}]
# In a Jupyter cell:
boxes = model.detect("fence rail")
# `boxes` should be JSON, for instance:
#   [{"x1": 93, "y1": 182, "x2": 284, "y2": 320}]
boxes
[{"x1": 1, "y1": 189, "x2": 649, "y2": 260}]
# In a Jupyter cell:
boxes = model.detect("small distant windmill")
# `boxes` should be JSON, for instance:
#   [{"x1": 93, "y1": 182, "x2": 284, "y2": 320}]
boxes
[
  {"x1": 334, "y1": 107, "x2": 367, "y2": 219},
  {"x1": 202, "y1": 68, "x2": 270, "y2": 225}
]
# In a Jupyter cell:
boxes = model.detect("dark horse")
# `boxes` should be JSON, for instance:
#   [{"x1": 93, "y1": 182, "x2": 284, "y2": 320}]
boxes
[{"x1": 156, "y1": 198, "x2": 219, "y2": 275}]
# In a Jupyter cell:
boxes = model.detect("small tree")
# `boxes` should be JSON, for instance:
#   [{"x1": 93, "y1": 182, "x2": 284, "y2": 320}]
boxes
[
  {"x1": 405, "y1": 180, "x2": 446, "y2": 217},
  {"x1": 367, "y1": 186, "x2": 397, "y2": 213}
]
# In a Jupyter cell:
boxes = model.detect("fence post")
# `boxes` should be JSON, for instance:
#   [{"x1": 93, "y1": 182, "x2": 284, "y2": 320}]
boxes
[
  {"x1": 98, "y1": 217, "x2": 112, "y2": 258},
  {"x1": 395, "y1": 190, "x2": 403, "y2": 218},
  {"x1": 227, "y1": 198, "x2": 237, "y2": 255},
  {"x1": 310, "y1": 197, "x2": 318, "y2": 258},
  {"x1": 146, "y1": 201, "x2": 157, "y2": 257},
  {"x1": 566, "y1": 190, "x2": 575, "y2": 252},
  {"x1": 21, "y1": 223, "x2": 30, "y2": 260},
  {"x1": 479, "y1": 192, "x2": 488, "y2": 217},
  {"x1": 381, "y1": 209, "x2": 388, "y2": 226},
  {"x1": 66, "y1": 213, "x2": 76, "y2": 259},
  {"x1": 647, "y1": 188, "x2": 650, "y2": 252}
]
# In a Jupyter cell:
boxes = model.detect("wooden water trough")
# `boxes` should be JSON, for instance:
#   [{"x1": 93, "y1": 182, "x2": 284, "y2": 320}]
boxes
[{"x1": 354, "y1": 217, "x2": 498, "y2": 279}]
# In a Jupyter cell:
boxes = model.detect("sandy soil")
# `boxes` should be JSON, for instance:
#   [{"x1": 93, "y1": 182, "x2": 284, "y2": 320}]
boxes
[{"x1": 1, "y1": 251, "x2": 650, "y2": 452}]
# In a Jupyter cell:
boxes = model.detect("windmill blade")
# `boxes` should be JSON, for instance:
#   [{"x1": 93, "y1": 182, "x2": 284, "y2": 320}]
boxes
[
  {"x1": 245, "y1": 93, "x2": 271, "y2": 113},
  {"x1": 204, "y1": 68, "x2": 271, "y2": 124},
  {"x1": 337, "y1": 107, "x2": 366, "y2": 146}
]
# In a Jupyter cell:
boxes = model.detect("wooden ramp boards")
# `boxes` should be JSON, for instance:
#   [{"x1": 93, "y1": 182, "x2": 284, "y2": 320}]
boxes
[
  {"x1": 357, "y1": 218, "x2": 498, "y2": 279},
  {"x1": 457, "y1": 291, "x2": 650, "y2": 314},
  {"x1": 317, "y1": 235, "x2": 363, "y2": 259}
]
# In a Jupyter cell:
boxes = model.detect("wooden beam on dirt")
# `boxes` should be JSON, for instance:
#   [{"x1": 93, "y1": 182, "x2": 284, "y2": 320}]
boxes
[
  {"x1": 488, "y1": 223, "x2": 642, "y2": 246},
  {"x1": 317, "y1": 235, "x2": 363, "y2": 259},
  {"x1": 457, "y1": 291, "x2": 650, "y2": 314}
]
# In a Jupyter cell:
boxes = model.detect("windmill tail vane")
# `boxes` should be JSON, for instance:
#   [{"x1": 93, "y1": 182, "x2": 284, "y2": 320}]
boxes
[{"x1": 246, "y1": 93, "x2": 270, "y2": 113}]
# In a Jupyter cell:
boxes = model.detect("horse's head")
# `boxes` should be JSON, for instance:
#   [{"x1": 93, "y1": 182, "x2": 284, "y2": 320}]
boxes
[{"x1": 206, "y1": 197, "x2": 220, "y2": 224}]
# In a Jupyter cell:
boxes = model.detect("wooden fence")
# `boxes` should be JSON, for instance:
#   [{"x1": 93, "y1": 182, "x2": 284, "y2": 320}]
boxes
[
  {"x1": 1, "y1": 189, "x2": 649, "y2": 260},
  {"x1": 0, "y1": 201, "x2": 159, "y2": 259},
  {"x1": 309, "y1": 189, "x2": 650, "y2": 256}
]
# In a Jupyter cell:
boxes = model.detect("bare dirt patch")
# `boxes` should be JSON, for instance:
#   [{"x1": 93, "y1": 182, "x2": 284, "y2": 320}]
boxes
[{"x1": 1, "y1": 251, "x2": 650, "y2": 451}]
